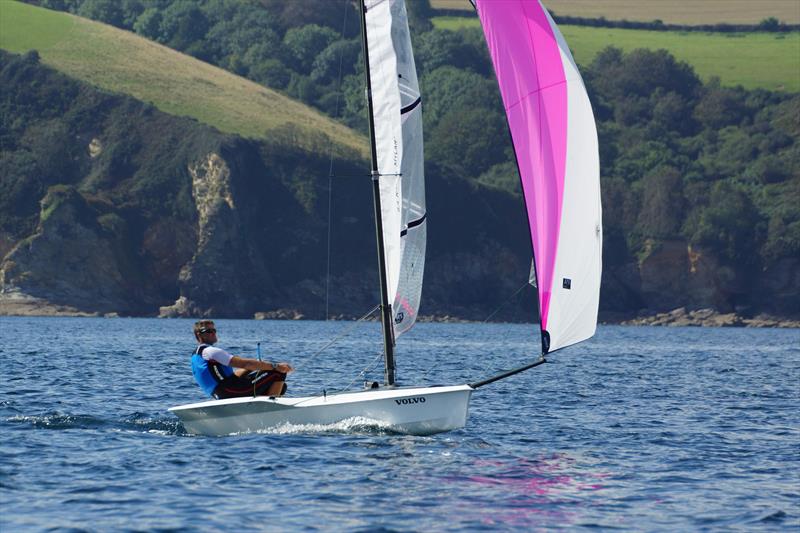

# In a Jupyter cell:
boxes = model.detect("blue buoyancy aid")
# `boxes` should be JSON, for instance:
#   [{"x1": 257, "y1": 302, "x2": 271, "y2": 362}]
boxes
[{"x1": 191, "y1": 344, "x2": 234, "y2": 397}]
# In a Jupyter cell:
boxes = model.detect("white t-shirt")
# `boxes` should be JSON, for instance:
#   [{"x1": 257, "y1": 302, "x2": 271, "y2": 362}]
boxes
[{"x1": 201, "y1": 346, "x2": 233, "y2": 366}]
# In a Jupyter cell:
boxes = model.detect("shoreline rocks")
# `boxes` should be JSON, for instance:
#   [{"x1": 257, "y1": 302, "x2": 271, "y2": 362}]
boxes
[
  {"x1": 3, "y1": 300, "x2": 799, "y2": 329},
  {"x1": 620, "y1": 307, "x2": 800, "y2": 328}
]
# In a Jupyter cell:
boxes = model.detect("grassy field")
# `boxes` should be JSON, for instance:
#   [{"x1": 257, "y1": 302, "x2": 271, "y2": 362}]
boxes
[
  {"x1": 432, "y1": 16, "x2": 800, "y2": 92},
  {"x1": 0, "y1": 1, "x2": 368, "y2": 158},
  {"x1": 431, "y1": 0, "x2": 800, "y2": 25}
]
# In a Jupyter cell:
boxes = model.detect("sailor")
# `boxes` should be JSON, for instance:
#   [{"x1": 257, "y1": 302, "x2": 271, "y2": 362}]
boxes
[{"x1": 191, "y1": 320, "x2": 293, "y2": 399}]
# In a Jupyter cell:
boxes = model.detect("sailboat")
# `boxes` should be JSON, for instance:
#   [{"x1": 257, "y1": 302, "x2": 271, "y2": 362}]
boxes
[{"x1": 169, "y1": 0, "x2": 601, "y2": 437}]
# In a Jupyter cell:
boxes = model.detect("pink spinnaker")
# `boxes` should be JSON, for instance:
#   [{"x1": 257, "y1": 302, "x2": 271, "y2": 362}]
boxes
[{"x1": 476, "y1": 0, "x2": 602, "y2": 353}]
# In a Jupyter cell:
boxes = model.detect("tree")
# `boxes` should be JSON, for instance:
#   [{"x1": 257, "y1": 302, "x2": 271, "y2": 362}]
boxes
[
  {"x1": 689, "y1": 182, "x2": 764, "y2": 265},
  {"x1": 205, "y1": 9, "x2": 280, "y2": 69},
  {"x1": 613, "y1": 139, "x2": 676, "y2": 182},
  {"x1": 77, "y1": 0, "x2": 124, "y2": 27},
  {"x1": 310, "y1": 39, "x2": 360, "y2": 84},
  {"x1": 765, "y1": 216, "x2": 800, "y2": 264},
  {"x1": 283, "y1": 24, "x2": 339, "y2": 74},
  {"x1": 406, "y1": 0, "x2": 434, "y2": 33},
  {"x1": 247, "y1": 56, "x2": 291, "y2": 89},
  {"x1": 159, "y1": 1, "x2": 210, "y2": 50},
  {"x1": 590, "y1": 47, "x2": 701, "y2": 103},
  {"x1": 420, "y1": 66, "x2": 501, "y2": 131},
  {"x1": 428, "y1": 106, "x2": 507, "y2": 177},
  {"x1": 651, "y1": 89, "x2": 695, "y2": 135},
  {"x1": 693, "y1": 78, "x2": 746, "y2": 130},
  {"x1": 261, "y1": 0, "x2": 359, "y2": 38},
  {"x1": 758, "y1": 17, "x2": 780, "y2": 31},
  {"x1": 413, "y1": 29, "x2": 476, "y2": 74},
  {"x1": 133, "y1": 8, "x2": 162, "y2": 41},
  {"x1": 636, "y1": 166, "x2": 685, "y2": 239}
]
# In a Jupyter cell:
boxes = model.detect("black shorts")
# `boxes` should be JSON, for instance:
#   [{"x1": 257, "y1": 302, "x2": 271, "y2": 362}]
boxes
[{"x1": 213, "y1": 371, "x2": 287, "y2": 400}]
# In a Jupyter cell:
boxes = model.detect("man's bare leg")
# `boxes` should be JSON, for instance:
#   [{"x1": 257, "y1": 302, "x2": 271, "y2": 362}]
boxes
[{"x1": 267, "y1": 380, "x2": 285, "y2": 396}]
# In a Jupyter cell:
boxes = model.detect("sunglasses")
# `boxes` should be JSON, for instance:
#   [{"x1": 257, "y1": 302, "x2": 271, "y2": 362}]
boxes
[{"x1": 199, "y1": 328, "x2": 216, "y2": 334}]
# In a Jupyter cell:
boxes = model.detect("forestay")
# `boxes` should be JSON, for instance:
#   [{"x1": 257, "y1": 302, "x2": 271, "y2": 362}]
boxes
[
  {"x1": 475, "y1": 0, "x2": 602, "y2": 353},
  {"x1": 364, "y1": 0, "x2": 426, "y2": 339}
]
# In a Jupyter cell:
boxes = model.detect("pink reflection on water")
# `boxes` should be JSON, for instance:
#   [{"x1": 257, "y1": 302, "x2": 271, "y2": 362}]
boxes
[
  {"x1": 443, "y1": 453, "x2": 611, "y2": 528},
  {"x1": 468, "y1": 454, "x2": 608, "y2": 495}
]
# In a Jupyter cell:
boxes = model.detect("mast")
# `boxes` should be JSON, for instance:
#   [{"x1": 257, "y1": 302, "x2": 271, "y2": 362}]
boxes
[{"x1": 359, "y1": 0, "x2": 396, "y2": 386}]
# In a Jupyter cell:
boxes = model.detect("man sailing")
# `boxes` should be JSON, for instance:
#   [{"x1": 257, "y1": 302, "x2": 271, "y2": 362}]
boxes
[{"x1": 191, "y1": 320, "x2": 293, "y2": 399}]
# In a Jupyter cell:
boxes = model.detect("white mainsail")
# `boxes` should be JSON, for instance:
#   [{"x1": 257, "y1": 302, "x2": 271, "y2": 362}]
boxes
[{"x1": 364, "y1": 0, "x2": 426, "y2": 339}]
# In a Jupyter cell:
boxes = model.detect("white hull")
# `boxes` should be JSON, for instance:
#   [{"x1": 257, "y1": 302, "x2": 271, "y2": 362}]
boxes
[{"x1": 169, "y1": 384, "x2": 474, "y2": 437}]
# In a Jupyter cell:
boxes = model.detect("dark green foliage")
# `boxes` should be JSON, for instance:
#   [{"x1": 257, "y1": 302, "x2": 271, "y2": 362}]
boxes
[
  {"x1": 413, "y1": 29, "x2": 488, "y2": 75},
  {"x1": 311, "y1": 39, "x2": 360, "y2": 84},
  {"x1": 8, "y1": 2, "x2": 800, "y2": 315},
  {"x1": 0, "y1": 48, "x2": 215, "y2": 239},
  {"x1": 428, "y1": 106, "x2": 506, "y2": 178},
  {"x1": 420, "y1": 66, "x2": 500, "y2": 130},
  {"x1": 282, "y1": 24, "x2": 339, "y2": 74},
  {"x1": 248, "y1": 57, "x2": 290, "y2": 89},
  {"x1": 688, "y1": 182, "x2": 765, "y2": 265},
  {"x1": 158, "y1": 1, "x2": 210, "y2": 50},
  {"x1": 591, "y1": 47, "x2": 702, "y2": 101},
  {"x1": 0, "y1": 47, "x2": 376, "y2": 315},
  {"x1": 260, "y1": 0, "x2": 358, "y2": 38},
  {"x1": 758, "y1": 17, "x2": 781, "y2": 31},
  {"x1": 693, "y1": 78, "x2": 748, "y2": 129},
  {"x1": 203, "y1": 8, "x2": 280, "y2": 71},
  {"x1": 405, "y1": 0, "x2": 434, "y2": 33},
  {"x1": 548, "y1": 12, "x2": 799, "y2": 33},
  {"x1": 1, "y1": 50, "x2": 88, "y2": 236},
  {"x1": 637, "y1": 166, "x2": 685, "y2": 239},
  {"x1": 76, "y1": 0, "x2": 125, "y2": 27}
]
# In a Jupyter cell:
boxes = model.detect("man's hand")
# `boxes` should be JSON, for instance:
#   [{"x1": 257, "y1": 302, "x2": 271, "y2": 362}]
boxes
[{"x1": 275, "y1": 362, "x2": 293, "y2": 373}]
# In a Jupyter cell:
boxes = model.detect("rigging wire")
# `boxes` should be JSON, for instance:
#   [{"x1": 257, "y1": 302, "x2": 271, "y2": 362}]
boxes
[
  {"x1": 292, "y1": 304, "x2": 380, "y2": 372},
  {"x1": 325, "y1": 0, "x2": 352, "y2": 321},
  {"x1": 415, "y1": 279, "x2": 533, "y2": 384},
  {"x1": 482, "y1": 280, "x2": 532, "y2": 323},
  {"x1": 289, "y1": 345, "x2": 384, "y2": 407},
  {"x1": 328, "y1": 346, "x2": 384, "y2": 394}
]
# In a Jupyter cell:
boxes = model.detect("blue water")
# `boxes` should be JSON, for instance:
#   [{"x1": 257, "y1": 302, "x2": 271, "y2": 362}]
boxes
[{"x1": 1, "y1": 317, "x2": 798, "y2": 531}]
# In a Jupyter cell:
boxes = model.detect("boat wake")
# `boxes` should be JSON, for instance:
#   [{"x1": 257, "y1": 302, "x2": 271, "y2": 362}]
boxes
[
  {"x1": 5, "y1": 412, "x2": 186, "y2": 435},
  {"x1": 119, "y1": 413, "x2": 187, "y2": 435},
  {"x1": 6, "y1": 413, "x2": 108, "y2": 430},
  {"x1": 248, "y1": 416, "x2": 395, "y2": 436}
]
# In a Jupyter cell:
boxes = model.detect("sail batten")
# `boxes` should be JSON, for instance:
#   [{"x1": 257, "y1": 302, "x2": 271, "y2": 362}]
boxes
[{"x1": 476, "y1": 0, "x2": 602, "y2": 353}]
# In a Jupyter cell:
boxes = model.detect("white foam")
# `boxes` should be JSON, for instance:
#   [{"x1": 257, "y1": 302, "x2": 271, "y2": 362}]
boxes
[{"x1": 246, "y1": 416, "x2": 393, "y2": 436}]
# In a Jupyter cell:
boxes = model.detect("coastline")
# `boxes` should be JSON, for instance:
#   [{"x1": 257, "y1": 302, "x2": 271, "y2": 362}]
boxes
[
  {"x1": 2, "y1": 301, "x2": 799, "y2": 328},
  {"x1": 617, "y1": 307, "x2": 800, "y2": 329}
]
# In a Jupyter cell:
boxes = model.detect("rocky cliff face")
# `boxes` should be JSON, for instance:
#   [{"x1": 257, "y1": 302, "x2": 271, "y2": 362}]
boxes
[
  {"x1": 0, "y1": 131, "x2": 535, "y2": 320},
  {"x1": 1, "y1": 51, "x2": 796, "y2": 322},
  {"x1": 636, "y1": 239, "x2": 745, "y2": 312},
  {"x1": 159, "y1": 151, "x2": 278, "y2": 317},
  {"x1": 1, "y1": 186, "x2": 144, "y2": 315}
]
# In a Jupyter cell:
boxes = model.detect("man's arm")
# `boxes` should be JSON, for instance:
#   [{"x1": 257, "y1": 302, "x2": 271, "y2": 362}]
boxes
[{"x1": 229, "y1": 356, "x2": 293, "y2": 376}]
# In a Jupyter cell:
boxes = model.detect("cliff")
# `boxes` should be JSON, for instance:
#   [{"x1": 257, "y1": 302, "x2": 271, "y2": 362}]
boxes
[
  {"x1": 0, "y1": 50, "x2": 797, "y2": 324},
  {"x1": 0, "y1": 51, "x2": 535, "y2": 321}
]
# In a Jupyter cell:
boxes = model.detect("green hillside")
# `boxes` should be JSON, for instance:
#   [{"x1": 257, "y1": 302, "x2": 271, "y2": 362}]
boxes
[
  {"x1": 432, "y1": 16, "x2": 800, "y2": 92},
  {"x1": 0, "y1": 0, "x2": 368, "y2": 158},
  {"x1": 431, "y1": 0, "x2": 800, "y2": 25}
]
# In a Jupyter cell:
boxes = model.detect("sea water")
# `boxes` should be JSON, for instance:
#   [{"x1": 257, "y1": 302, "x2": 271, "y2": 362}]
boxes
[{"x1": 1, "y1": 317, "x2": 798, "y2": 531}]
